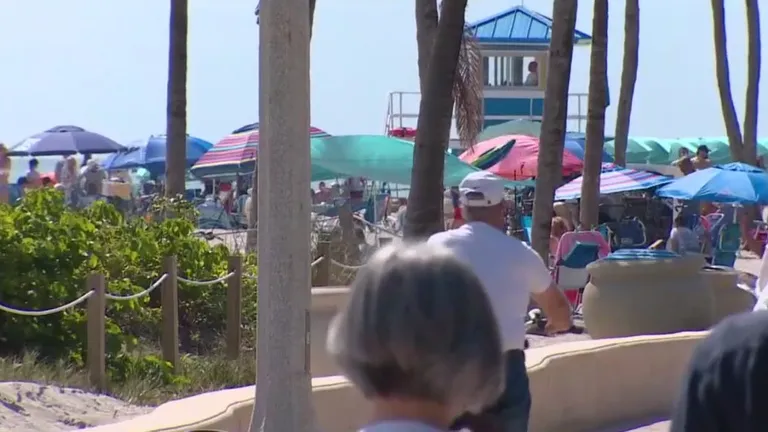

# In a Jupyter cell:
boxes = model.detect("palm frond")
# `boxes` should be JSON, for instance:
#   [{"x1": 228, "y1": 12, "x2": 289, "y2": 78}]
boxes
[{"x1": 452, "y1": 29, "x2": 483, "y2": 149}]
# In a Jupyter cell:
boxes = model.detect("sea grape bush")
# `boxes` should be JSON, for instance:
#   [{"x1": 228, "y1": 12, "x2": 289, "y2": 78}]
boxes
[{"x1": 0, "y1": 189, "x2": 258, "y2": 381}]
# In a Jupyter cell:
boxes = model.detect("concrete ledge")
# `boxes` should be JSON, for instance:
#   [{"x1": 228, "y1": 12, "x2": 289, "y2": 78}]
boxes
[
  {"x1": 87, "y1": 331, "x2": 706, "y2": 432},
  {"x1": 310, "y1": 287, "x2": 350, "y2": 377}
]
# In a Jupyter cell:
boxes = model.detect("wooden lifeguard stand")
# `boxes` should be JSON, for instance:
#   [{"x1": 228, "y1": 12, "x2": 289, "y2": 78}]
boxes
[{"x1": 384, "y1": 5, "x2": 592, "y2": 149}]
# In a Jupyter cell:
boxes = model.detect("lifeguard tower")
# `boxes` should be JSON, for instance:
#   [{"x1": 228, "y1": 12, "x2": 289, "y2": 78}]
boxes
[{"x1": 384, "y1": 5, "x2": 592, "y2": 150}]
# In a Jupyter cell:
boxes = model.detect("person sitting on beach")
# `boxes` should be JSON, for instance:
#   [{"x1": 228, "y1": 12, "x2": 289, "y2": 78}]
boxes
[
  {"x1": 549, "y1": 217, "x2": 571, "y2": 262},
  {"x1": 315, "y1": 181, "x2": 331, "y2": 204},
  {"x1": 79, "y1": 159, "x2": 106, "y2": 197},
  {"x1": 25, "y1": 158, "x2": 42, "y2": 189},
  {"x1": 667, "y1": 215, "x2": 701, "y2": 255},
  {"x1": 327, "y1": 243, "x2": 505, "y2": 432}
]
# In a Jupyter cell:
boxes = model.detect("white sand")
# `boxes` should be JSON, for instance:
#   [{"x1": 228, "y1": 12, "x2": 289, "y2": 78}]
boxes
[{"x1": 0, "y1": 382, "x2": 151, "y2": 432}]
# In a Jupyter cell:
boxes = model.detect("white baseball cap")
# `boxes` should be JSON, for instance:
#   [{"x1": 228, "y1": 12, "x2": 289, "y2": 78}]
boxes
[{"x1": 458, "y1": 171, "x2": 506, "y2": 207}]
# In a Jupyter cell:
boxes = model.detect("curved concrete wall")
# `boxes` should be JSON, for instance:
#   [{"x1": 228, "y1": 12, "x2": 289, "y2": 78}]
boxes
[{"x1": 86, "y1": 331, "x2": 707, "y2": 432}]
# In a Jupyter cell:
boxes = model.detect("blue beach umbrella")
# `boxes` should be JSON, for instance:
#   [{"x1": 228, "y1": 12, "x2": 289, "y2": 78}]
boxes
[
  {"x1": 102, "y1": 134, "x2": 213, "y2": 176},
  {"x1": 656, "y1": 162, "x2": 768, "y2": 204}
]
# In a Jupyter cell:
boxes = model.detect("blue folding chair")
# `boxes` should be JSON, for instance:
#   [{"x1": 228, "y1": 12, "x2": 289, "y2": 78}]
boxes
[
  {"x1": 614, "y1": 218, "x2": 647, "y2": 249},
  {"x1": 521, "y1": 215, "x2": 533, "y2": 244},
  {"x1": 554, "y1": 242, "x2": 600, "y2": 315},
  {"x1": 712, "y1": 223, "x2": 740, "y2": 267}
]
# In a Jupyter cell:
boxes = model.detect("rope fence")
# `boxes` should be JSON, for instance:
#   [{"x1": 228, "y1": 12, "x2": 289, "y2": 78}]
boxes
[{"x1": 0, "y1": 252, "x2": 354, "y2": 390}]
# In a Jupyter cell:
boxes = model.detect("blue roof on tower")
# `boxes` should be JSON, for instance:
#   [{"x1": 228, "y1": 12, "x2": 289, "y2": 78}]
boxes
[{"x1": 468, "y1": 6, "x2": 591, "y2": 45}]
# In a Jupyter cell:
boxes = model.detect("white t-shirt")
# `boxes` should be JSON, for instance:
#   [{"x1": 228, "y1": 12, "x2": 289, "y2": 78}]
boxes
[
  {"x1": 428, "y1": 222, "x2": 551, "y2": 351},
  {"x1": 360, "y1": 421, "x2": 445, "y2": 432}
]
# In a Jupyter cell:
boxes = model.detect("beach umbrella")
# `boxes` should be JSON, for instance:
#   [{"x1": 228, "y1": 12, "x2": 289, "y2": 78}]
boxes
[
  {"x1": 656, "y1": 162, "x2": 768, "y2": 204},
  {"x1": 477, "y1": 119, "x2": 542, "y2": 141},
  {"x1": 102, "y1": 135, "x2": 213, "y2": 176},
  {"x1": 190, "y1": 125, "x2": 330, "y2": 179},
  {"x1": 460, "y1": 134, "x2": 584, "y2": 180},
  {"x1": 309, "y1": 135, "x2": 532, "y2": 188},
  {"x1": 9, "y1": 125, "x2": 124, "y2": 156},
  {"x1": 469, "y1": 139, "x2": 516, "y2": 170},
  {"x1": 555, "y1": 163, "x2": 672, "y2": 200},
  {"x1": 562, "y1": 133, "x2": 614, "y2": 163},
  {"x1": 603, "y1": 138, "x2": 655, "y2": 164}
]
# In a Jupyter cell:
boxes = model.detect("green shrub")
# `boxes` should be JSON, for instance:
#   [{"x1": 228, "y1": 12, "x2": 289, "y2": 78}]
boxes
[{"x1": 0, "y1": 188, "x2": 257, "y2": 381}]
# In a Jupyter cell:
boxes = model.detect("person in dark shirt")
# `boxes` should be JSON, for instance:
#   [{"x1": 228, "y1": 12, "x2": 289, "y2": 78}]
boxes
[{"x1": 671, "y1": 311, "x2": 768, "y2": 431}]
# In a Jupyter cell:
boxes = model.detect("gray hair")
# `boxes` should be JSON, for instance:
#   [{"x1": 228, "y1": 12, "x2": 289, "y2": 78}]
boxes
[{"x1": 327, "y1": 243, "x2": 504, "y2": 410}]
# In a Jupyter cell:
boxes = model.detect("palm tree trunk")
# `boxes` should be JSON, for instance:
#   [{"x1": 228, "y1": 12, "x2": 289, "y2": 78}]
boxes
[
  {"x1": 612, "y1": 0, "x2": 639, "y2": 167},
  {"x1": 579, "y1": 0, "x2": 609, "y2": 229},
  {"x1": 415, "y1": 0, "x2": 439, "y2": 94},
  {"x1": 405, "y1": 0, "x2": 469, "y2": 239},
  {"x1": 165, "y1": 0, "x2": 188, "y2": 197},
  {"x1": 250, "y1": 0, "x2": 314, "y2": 429},
  {"x1": 247, "y1": 0, "x2": 318, "y2": 252},
  {"x1": 743, "y1": 0, "x2": 761, "y2": 166},
  {"x1": 711, "y1": 0, "x2": 745, "y2": 162},
  {"x1": 530, "y1": 0, "x2": 579, "y2": 260}
]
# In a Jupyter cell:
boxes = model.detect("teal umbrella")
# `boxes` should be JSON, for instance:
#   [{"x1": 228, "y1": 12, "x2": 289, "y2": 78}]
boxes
[
  {"x1": 477, "y1": 120, "x2": 541, "y2": 141},
  {"x1": 310, "y1": 135, "x2": 531, "y2": 188}
]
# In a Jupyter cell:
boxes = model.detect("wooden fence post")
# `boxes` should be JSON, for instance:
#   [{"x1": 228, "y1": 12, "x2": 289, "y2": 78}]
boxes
[
  {"x1": 86, "y1": 273, "x2": 106, "y2": 391},
  {"x1": 313, "y1": 242, "x2": 331, "y2": 287},
  {"x1": 161, "y1": 256, "x2": 180, "y2": 371},
  {"x1": 226, "y1": 255, "x2": 243, "y2": 360}
]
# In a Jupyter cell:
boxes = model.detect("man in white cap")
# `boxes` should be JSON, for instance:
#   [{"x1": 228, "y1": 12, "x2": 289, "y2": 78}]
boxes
[{"x1": 428, "y1": 171, "x2": 573, "y2": 431}]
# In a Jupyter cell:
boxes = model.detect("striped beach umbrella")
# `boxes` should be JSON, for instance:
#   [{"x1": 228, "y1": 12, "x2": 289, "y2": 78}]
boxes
[
  {"x1": 191, "y1": 124, "x2": 330, "y2": 179},
  {"x1": 555, "y1": 163, "x2": 672, "y2": 200}
]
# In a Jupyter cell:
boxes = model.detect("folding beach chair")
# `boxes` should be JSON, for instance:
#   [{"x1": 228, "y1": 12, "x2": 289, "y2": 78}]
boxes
[
  {"x1": 521, "y1": 215, "x2": 533, "y2": 244},
  {"x1": 552, "y1": 231, "x2": 609, "y2": 315},
  {"x1": 614, "y1": 217, "x2": 647, "y2": 249},
  {"x1": 713, "y1": 223, "x2": 741, "y2": 267},
  {"x1": 594, "y1": 223, "x2": 613, "y2": 245},
  {"x1": 554, "y1": 242, "x2": 600, "y2": 315}
]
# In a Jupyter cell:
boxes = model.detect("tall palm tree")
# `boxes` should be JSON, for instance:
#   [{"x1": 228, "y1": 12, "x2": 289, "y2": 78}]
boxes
[
  {"x1": 165, "y1": 0, "x2": 189, "y2": 197},
  {"x1": 743, "y1": 0, "x2": 761, "y2": 166},
  {"x1": 247, "y1": 0, "x2": 318, "y2": 252},
  {"x1": 415, "y1": 0, "x2": 439, "y2": 93},
  {"x1": 530, "y1": 0, "x2": 579, "y2": 260},
  {"x1": 612, "y1": 0, "x2": 639, "y2": 167},
  {"x1": 711, "y1": 0, "x2": 745, "y2": 162},
  {"x1": 405, "y1": 0, "x2": 482, "y2": 239},
  {"x1": 579, "y1": 0, "x2": 609, "y2": 229}
]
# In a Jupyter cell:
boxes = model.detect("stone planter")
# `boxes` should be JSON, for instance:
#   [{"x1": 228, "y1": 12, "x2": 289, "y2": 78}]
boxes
[
  {"x1": 583, "y1": 250, "x2": 712, "y2": 339},
  {"x1": 702, "y1": 267, "x2": 756, "y2": 325}
]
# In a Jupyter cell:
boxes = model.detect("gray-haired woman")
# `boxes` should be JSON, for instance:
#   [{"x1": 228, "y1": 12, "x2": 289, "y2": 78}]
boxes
[{"x1": 327, "y1": 243, "x2": 505, "y2": 432}]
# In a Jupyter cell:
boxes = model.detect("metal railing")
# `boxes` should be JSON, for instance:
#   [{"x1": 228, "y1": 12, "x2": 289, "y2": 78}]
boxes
[{"x1": 384, "y1": 90, "x2": 590, "y2": 135}]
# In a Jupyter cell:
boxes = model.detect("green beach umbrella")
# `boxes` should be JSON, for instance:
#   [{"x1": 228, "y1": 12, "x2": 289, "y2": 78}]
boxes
[{"x1": 477, "y1": 120, "x2": 541, "y2": 141}]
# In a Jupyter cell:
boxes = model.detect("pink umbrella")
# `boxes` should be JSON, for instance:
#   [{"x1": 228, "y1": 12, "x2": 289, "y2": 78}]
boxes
[{"x1": 460, "y1": 134, "x2": 584, "y2": 179}]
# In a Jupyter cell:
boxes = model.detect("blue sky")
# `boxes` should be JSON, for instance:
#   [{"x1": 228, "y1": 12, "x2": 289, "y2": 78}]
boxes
[{"x1": 0, "y1": 0, "x2": 765, "y2": 145}]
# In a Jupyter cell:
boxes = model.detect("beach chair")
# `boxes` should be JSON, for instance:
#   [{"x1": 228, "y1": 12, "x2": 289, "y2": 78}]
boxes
[
  {"x1": 712, "y1": 223, "x2": 741, "y2": 267},
  {"x1": 521, "y1": 215, "x2": 533, "y2": 244},
  {"x1": 614, "y1": 218, "x2": 647, "y2": 249},
  {"x1": 594, "y1": 223, "x2": 613, "y2": 244},
  {"x1": 197, "y1": 199, "x2": 233, "y2": 229},
  {"x1": 553, "y1": 241, "x2": 600, "y2": 314},
  {"x1": 552, "y1": 231, "x2": 609, "y2": 314}
]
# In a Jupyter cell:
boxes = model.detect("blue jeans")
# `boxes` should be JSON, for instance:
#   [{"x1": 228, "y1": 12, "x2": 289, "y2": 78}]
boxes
[{"x1": 452, "y1": 350, "x2": 531, "y2": 431}]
